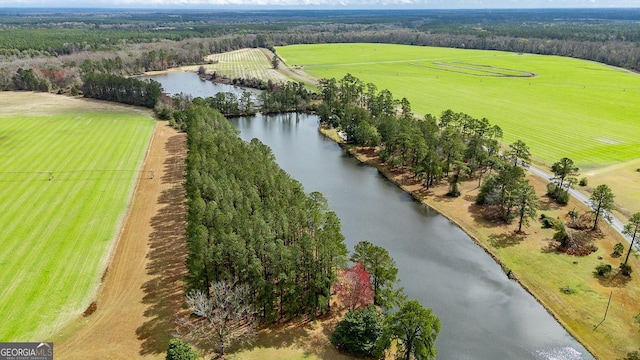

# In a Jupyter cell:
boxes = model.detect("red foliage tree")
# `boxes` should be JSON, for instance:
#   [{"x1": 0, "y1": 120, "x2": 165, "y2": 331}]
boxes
[{"x1": 334, "y1": 262, "x2": 374, "y2": 310}]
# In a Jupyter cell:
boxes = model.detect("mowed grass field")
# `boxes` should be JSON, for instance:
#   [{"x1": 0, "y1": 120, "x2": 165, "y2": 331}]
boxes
[
  {"x1": 277, "y1": 43, "x2": 640, "y2": 170},
  {"x1": 0, "y1": 93, "x2": 155, "y2": 341}
]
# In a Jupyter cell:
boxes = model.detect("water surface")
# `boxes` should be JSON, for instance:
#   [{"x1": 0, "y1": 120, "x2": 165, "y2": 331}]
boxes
[{"x1": 150, "y1": 73, "x2": 594, "y2": 360}]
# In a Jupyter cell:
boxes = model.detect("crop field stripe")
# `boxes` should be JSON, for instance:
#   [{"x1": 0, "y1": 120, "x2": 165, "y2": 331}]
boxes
[
  {"x1": 0, "y1": 113, "x2": 154, "y2": 341},
  {"x1": 204, "y1": 48, "x2": 290, "y2": 83},
  {"x1": 277, "y1": 43, "x2": 640, "y2": 168}
]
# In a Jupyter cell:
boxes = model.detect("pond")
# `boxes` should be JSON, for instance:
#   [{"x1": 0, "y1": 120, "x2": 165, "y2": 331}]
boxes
[{"x1": 149, "y1": 73, "x2": 594, "y2": 360}]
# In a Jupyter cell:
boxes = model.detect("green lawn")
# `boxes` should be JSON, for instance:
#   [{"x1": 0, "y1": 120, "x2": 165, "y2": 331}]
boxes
[
  {"x1": 277, "y1": 43, "x2": 640, "y2": 169},
  {"x1": 0, "y1": 111, "x2": 154, "y2": 341}
]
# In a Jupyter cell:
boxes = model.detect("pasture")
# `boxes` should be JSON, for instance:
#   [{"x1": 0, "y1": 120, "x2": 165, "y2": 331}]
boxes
[
  {"x1": 0, "y1": 93, "x2": 154, "y2": 341},
  {"x1": 277, "y1": 43, "x2": 640, "y2": 170}
]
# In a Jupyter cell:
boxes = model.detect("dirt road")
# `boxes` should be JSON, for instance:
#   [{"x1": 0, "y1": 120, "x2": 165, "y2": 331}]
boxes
[{"x1": 55, "y1": 122, "x2": 187, "y2": 359}]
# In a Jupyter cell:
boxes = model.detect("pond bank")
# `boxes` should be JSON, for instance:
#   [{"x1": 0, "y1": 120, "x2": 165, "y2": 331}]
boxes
[{"x1": 319, "y1": 127, "x2": 639, "y2": 360}]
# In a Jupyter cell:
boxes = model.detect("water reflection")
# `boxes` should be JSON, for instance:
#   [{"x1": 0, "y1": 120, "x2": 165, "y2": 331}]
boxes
[
  {"x1": 232, "y1": 114, "x2": 594, "y2": 360},
  {"x1": 147, "y1": 74, "x2": 594, "y2": 360}
]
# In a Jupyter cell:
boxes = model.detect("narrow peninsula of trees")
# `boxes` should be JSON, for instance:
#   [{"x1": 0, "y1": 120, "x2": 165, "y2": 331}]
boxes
[{"x1": 184, "y1": 102, "x2": 347, "y2": 323}]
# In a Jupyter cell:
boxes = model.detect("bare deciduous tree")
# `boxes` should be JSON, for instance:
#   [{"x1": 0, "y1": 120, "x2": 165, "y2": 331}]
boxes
[{"x1": 179, "y1": 280, "x2": 257, "y2": 359}]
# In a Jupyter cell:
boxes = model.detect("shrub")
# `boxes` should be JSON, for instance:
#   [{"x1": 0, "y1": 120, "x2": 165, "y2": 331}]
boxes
[
  {"x1": 594, "y1": 263, "x2": 612, "y2": 276},
  {"x1": 555, "y1": 189, "x2": 569, "y2": 205},
  {"x1": 553, "y1": 222, "x2": 569, "y2": 248},
  {"x1": 567, "y1": 208, "x2": 580, "y2": 228},
  {"x1": 476, "y1": 174, "x2": 498, "y2": 205},
  {"x1": 546, "y1": 182, "x2": 557, "y2": 195},
  {"x1": 560, "y1": 285, "x2": 577, "y2": 294},
  {"x1": 579, "y1": 177, "x2": 588, "y2": 186},
  {"x1": 613, "y1": 242, "x2": 625, "y2": 257},
  {"x1": 330, "y1": 306, "x2": 384, "y2": 357},
  {"x1": 546, "y1": 182, "x2": 569, "y2": 205},
  {"x1": 625, "y1": 350, "x2": 640, "y2": 360},
  {"x1": 166, "y1": 338, "x2": 199, "y2": 360},
  {"x1": 620, "y1": 263, "x2": 633, "y2": 277},
  {"x1": 539, "y1": 214, "x2": 555, "y2": 229}
]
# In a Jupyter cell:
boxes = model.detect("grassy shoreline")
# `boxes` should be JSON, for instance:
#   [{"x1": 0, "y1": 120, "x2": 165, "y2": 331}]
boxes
[{"x1": 319, "y1": 127, "x2": 640, "y2": 360}]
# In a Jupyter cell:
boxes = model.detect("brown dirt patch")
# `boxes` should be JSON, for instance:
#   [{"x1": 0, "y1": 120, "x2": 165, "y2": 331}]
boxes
[
  {"x1": 54, "y1": 122, "x2": 187, "y2": 359},
  {"x1": 82, "y1": 302, "x2": 98, "y2": 318},
  {"x1": 0, "y1": 91, "x2": 152, "y2": 117}
]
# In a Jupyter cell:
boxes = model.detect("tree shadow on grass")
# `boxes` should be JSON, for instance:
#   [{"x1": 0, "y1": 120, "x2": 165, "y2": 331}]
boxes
[
  {"x1": 432, "y1": 192, "x2": 457, "y2": 203},
  {"x1": 489, "y1": 232, "x2": 526, "y2": 248},
  {"x1": 541, "y1": 241, "x2": 561, "y2": 254},
  {"x1": 233, "y1": 310, "x2": 350, "y2": 360},
  {"x1": 538, "y1": 195, "x2": 565, "y2": 212},
  {"x1": 594, "y1": 269, "x2": 633, "y2": 288},
  {"x1": 231, "y1": 318, "x2": 315, "y2": 356},
  {"x1": 467, "y1": 203, "x2": 504, "y2": 227},
  {"x1": 136, "y1": 134, "x2": 188, "y2": 357}
]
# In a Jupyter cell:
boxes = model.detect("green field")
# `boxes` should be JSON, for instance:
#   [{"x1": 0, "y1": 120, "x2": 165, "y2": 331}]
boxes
[
  {"x1": 277, "y1": 43, "x2": 640, "y2": 169},
  {"x1": 0, "y1": 108, "x2": 154, "y2": 341}
]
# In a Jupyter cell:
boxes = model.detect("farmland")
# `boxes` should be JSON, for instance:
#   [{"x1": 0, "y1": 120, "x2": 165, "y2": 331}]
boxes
[
  {"x1": 189, "y1": 48, "x2": 290, "y2": 83},
  {"x1": 0, "y1": 93, "x2": 155, "y2": 341},
  {"x1": 276, "y1": 43, "x2": 640, "y2": 170}
]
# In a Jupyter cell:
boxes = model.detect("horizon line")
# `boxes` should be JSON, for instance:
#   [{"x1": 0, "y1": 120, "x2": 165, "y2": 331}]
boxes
[{"x1": 1, "y1": 6, "x2": 640, "y2": 10}]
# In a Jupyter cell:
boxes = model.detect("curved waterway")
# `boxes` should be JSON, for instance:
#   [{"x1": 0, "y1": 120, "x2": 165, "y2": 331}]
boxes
[{"x1": 149, "y1": 72, "x2": 594, "y2": 360}]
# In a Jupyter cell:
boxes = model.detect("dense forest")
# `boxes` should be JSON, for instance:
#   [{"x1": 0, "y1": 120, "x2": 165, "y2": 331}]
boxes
[
  {"x1": 81, "y1": 72, "x2": 162, "y2": 108},
  {"x1": 183, "y1": 102, "x2": 347, "y2": 322},
  {"x1": 1, "y1": 8, "x2": 640, "y2": 94}
]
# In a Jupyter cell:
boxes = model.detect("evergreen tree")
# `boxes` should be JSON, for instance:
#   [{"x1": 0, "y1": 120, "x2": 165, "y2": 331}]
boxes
[
  {"x1": 623, "y1": 212, "x2": 640, "y2": 265},
  {"x1": 589, "y1": 184, "x2": 615, "y2": 230},
  {"x1": 514, "y1": 182, "x2": 539, "y2": 233},
  {"x1": 165, "y1": 339, "x2": 199, "y2": 360}
]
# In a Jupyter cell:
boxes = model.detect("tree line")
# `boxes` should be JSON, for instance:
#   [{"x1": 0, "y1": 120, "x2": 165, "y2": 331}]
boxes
[
  {"x1": 80, "y1": 72, "x2": 162, "y2": 108},
  {"x1": 318, "y1": 73, "x2": 537, "y2": 227},
  {"x1": 2, "y1": 9, "x2": 640, "y2": 95},
  {"x1": 319, "y1": 73, "x2": 640, "y2": 275},
  {"x1": 184, "y1": 102, "x2": 348, "y2": 322}
]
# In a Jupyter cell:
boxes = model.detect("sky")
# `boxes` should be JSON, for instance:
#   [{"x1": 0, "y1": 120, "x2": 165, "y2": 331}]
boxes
[{"x1": 1, "y1": 0, "x2": 638, "y2": 9}]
